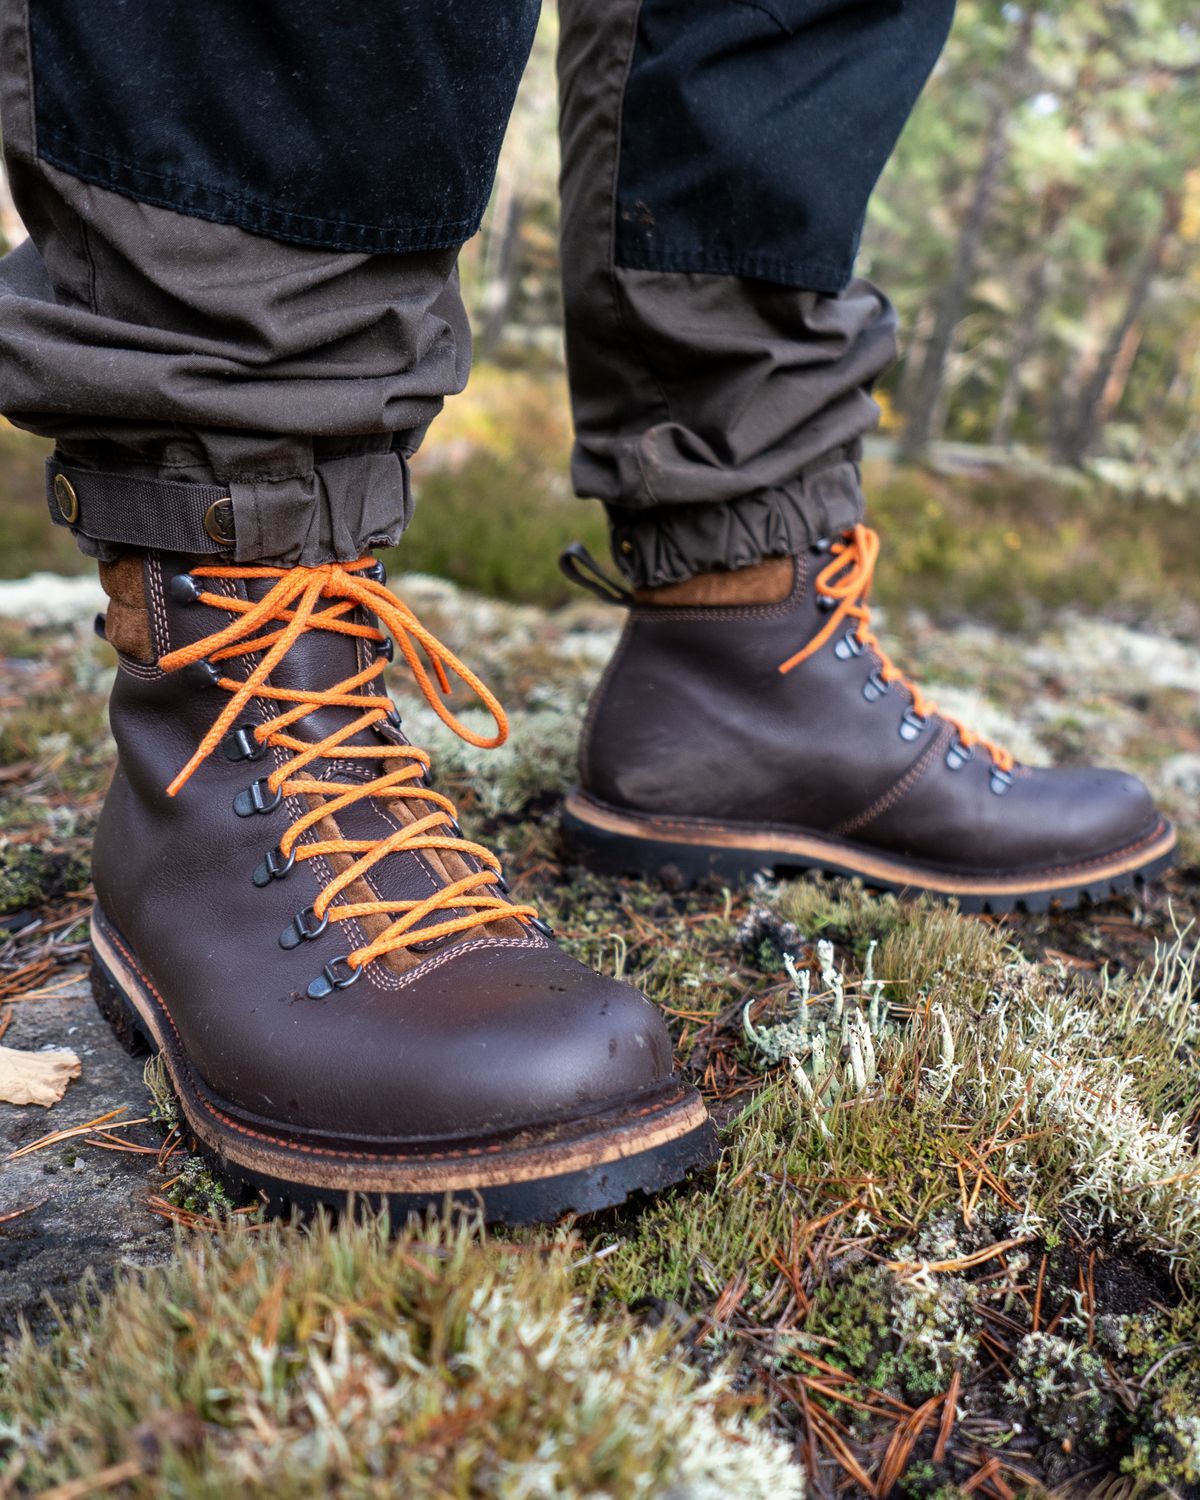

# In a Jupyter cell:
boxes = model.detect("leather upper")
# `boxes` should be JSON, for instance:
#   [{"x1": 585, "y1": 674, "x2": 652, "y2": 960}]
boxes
[
  {"x1": 580, "y1": 551, "x2": 1161, "y2": 874},
  {"x1": 93, "y1": 554, "x2": 676, "y2": 1140}
]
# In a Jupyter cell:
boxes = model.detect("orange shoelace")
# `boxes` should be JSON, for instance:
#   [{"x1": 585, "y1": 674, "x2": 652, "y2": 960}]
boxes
[
  {"x1": 778, "y1": 524, "x2": 1014, "y2": 773},
  {"x1": 158, "y1": 559, "x2": 539, "y2": 973}
]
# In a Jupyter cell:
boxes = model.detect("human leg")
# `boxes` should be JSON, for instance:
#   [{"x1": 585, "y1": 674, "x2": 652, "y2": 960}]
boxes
[
  {"x1": 0, "y1": 0, "x2": 715, "y2": 1219},
  {"x1": 557, "y1": 0, "x2": 1175, "y2": 908}
]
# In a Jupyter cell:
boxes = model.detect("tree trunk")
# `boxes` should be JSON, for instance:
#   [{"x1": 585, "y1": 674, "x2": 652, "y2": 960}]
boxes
[
  {"x1": 477, "y1": 164, "x2": 525, "y2": 357},
  {"x1": 897, "y1": 5, "x2": 1037, "y2": 463},
  {"x1": 989, "y1": 254, "x2": 1052, "y2": 447},
  {"x1": 1054, "y1": 192, "x2": 1181, "y2": 467}
]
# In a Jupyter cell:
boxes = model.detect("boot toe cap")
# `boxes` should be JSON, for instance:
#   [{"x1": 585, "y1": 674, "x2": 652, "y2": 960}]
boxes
[
  {"x1": 206, "y1": 940, "x2": 678, "y2": 1141},
  {"x1": 1021, "y1": 764, "x2": 1162, "y2": 867}
]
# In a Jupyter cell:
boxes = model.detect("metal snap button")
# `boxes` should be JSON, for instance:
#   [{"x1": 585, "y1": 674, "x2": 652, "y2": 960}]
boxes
[
  {"x1": 54, "y1": 474, "x2": 79, "y2": 523},
  {"x1": 203, "y1": 497, "x2": 236, "y2": 546}
]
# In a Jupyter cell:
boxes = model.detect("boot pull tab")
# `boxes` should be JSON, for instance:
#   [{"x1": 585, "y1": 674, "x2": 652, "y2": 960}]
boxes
[{"x1": 558, "y1": 543, "x2": 635, "y2": 607}]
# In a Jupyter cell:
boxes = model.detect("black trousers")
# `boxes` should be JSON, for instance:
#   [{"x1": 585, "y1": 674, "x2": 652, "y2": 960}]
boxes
[{"x1": 0, "y1": 0, "x2": 954, "y2": 583}]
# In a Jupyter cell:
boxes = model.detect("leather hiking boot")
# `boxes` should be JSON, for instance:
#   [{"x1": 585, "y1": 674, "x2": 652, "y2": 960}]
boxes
[
  {"x1": 90, "y1": 553, "x2": 715, "y2": 1223},
  {"x1": 561, "y1": 526, "x2": 1177, "y2": 913}
]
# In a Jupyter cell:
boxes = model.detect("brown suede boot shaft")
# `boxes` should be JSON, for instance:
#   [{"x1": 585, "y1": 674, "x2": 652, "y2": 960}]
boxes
[
  {"x1": 633, "y1": 556, "x2": 794, "y2": 608},
  {"x1": 98, "y1": 554, "x2": 155, "y2": 662}
]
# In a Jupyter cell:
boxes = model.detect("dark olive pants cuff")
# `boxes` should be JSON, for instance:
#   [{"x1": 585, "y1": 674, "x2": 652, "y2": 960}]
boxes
[
  {"x1": 45, "y1": 448, "x2": 413, "y2": 566},
  {"x1": 606, "y1": 455, "x2": 864, "y2": 587}
]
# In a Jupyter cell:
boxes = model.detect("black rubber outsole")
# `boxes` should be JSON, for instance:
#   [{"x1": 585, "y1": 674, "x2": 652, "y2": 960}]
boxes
[
  {"x1": 562, "y1": 803, "x2": 1178, "y2": 916},
  {"x1": 91, "y1": 948, "x2": 718, "y2": 1227}
]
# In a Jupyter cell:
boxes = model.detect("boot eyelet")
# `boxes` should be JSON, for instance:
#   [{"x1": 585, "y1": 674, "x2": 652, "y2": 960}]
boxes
[
  {"x1": 834, "y1": 631, "x2": 866, "y2": 661},
  {"x1": 307, "y1": 955, "x2": 363, "y2": 999},
  {"x1": 527, "y1": 916, "x2": 555, "y2": 939},
  {"x1": 385, "y1": 708, "x2": 403, "y2": 730},
  {"x1": 252, "y1": 844, "x2": 296, "y2": 887},
  {"x1": 990, "y1": 767, "x2": 1014, "y2": 795},
  {"x1": 899, "y1": 707, "x2": 929, "y2": 742},
  {"x1": 94, "y1": 612, "x2": 109, "y2": 643},
  {"x1": 184, "y1": 659, "x2": 223, "y2": 689},
  {"x1": 813, "y1": 537, "x2": 833, "y2": 554},
  {"x1": 169, "y1": 572, "x2": 203, "y2": 604},
  {"x1": 945, "y1": 740, "x2": 976, "y2": 771},
  {"x1": 363, "y1": 559, "x2": 387, "y2": 584},
  {"x1": 817, "y1": 594, "x2": 838, "y2": 613},
  {"x1": 222, "y1": 724, "x2": 268, "y2": 762},
  {"x1": 234, "y1": 777, "x2": 284, "y2": 817},
  {"x1": 863, "y1": 669, "x2": 889, "y2": 703},
  {"x1": 377, "y1": 636, "x2": 395, "y2": 663},
  {"x1": 280, "y1": 906, "x2": 329, "y2": 949}
]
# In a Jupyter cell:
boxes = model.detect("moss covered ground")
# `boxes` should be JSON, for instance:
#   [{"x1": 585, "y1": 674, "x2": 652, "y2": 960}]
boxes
[{"x1": 1, "y1": 385, "x2": 1199, "y2": 1496}]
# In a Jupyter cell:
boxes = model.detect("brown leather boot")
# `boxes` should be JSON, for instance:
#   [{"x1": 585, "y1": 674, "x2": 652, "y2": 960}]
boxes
[
  {"x1": 563, "y1": 526, "x2": 1176, "y2": 912},
  {"x1": 90, "y1": 553, "x2": 714, "y2": 1223}
]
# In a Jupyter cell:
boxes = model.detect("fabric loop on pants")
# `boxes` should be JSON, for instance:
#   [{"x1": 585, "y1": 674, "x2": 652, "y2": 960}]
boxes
[
  {"x1": 45, "y1": 459, "x2": 232, "y2": 554},
  {"x1": 43, "y1": 451, "x2": 412, "y2": 565}
]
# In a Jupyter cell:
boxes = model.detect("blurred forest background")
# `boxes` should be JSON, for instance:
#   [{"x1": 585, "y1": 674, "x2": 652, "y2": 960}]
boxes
[
  {"x1": 457, "y1": 0, "x2": 1200, "y2": 482},
  {"x1": 1, "y1": 0, "x2": 1198, "y2": 611}
]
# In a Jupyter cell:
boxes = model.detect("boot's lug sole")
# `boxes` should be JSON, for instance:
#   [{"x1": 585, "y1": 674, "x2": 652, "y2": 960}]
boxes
[
  {"x1": 90, "y1": 908, "x2": 717, "y2": 1226},
  {"x1": 563, "y1": 790, "x2": 1178, "y2": 915}
]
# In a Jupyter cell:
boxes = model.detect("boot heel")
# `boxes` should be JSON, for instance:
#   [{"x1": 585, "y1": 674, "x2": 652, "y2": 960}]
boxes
[{"x1": 90, "y1": 950, "x2": 152, "y2": 1057}]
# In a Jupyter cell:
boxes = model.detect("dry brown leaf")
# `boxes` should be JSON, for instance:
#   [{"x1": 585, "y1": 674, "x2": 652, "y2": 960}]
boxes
[{"x1": 0, "y1": 1043, "x2": 81, "y2": 1106}]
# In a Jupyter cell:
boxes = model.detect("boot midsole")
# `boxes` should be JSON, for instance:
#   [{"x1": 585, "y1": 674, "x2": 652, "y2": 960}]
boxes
[{"x1": 565, "y1": 789, "x2": 1177, "y2": 896}]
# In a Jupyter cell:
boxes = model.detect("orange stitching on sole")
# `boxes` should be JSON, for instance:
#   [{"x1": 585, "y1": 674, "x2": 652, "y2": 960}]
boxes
[{"x1": 566, "y1": 790, "x2": 1176, "y2": 893}]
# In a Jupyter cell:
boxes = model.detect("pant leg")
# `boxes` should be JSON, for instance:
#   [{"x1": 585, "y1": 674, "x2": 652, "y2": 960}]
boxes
[
  {"x1": 558, "y1": 0, "x2": 955, "y2": 586},
  {"x1": 0, "y1": 0, "x2": 539, "y2": 565}
]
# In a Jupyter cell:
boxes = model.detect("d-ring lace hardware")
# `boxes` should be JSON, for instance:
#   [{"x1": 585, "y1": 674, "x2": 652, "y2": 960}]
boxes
[
  {"x1": 778, "y1": 525, "x2": 1015, "y2": 774},
  {"x1": 159, "y1": 559, "x2": 542, "y2": 976}
]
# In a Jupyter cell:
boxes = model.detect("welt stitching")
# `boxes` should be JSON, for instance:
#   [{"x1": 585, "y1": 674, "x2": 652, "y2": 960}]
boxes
[{"x1": 575, "y1": 796, "x2": 1170, "y2": 880}]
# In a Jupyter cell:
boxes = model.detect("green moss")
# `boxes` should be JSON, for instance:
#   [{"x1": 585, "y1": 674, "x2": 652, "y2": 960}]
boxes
[
  {"x1": 0, "y1": 1213, "x2": 799, "y2": 1498},
  {"x1": 803, "y1": 1269, "x2": 893, "y2": 1377},
  {"x1": 0, "y1": 841, "x2": 92, "y2": 915},
  {"x1": 163, "y1": 1156, "x2": 238, "y2": 1220}
]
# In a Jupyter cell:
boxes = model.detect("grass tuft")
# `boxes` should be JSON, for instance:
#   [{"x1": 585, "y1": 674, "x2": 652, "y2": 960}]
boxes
[{"x1": 0, "y1": 1213, "x2": 800, "y2": 1499}]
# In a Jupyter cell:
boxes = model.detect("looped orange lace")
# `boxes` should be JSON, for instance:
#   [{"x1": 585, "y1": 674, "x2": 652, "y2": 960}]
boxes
[
  {"x1": 158, "y1": 559, "x2": 539, "y2": 970},
  {"x1": 778, "y1": 524, "x2": 1014, "y2": 773}
]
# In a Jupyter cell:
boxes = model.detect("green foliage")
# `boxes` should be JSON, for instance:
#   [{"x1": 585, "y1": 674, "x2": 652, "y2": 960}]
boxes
[
  {"x1": 0, "y1": 421, "x2": 84, "y2": 579},
  {"x1": 385, "y1": 365, "x2": 608, "y2": 608}
]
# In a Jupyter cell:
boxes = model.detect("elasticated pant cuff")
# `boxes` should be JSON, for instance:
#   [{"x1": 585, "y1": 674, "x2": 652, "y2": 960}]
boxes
[{"x1": 605, "y1": 457, "x2": 864, "y2": 587}]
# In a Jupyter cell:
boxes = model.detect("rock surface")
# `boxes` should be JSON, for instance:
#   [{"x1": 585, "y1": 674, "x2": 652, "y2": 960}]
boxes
[{"x1": 0, "y1": 966, "x2": 171, "y2": 1340}]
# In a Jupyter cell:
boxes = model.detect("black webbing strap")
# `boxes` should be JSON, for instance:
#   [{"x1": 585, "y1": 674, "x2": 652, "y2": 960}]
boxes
[{"x1": 45, "y1": 458, "x2": 234, "y2": 554}]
